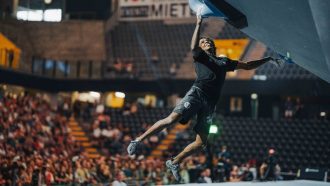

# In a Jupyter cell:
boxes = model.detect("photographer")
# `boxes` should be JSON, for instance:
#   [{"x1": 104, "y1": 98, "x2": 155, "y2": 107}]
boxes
[
  {"x1": 217, "y1": 145, "x2": 231, "y2": 181},
  {"x1": 260, "y1": 148, "x2": 281, "y2": 181}
]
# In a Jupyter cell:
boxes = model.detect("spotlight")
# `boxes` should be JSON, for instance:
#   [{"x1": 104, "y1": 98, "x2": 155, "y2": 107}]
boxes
[
  {"x1": 44, "y1": 0, "x2": 52, "y2": 5},
  {"x1": 251, "y1": 93, "x2": 258, "y2": 100},
  {"x1": 115, "y1": 92, "x2": 125, "y2": 98},
  {"x1": 209, "y1": 124, "x2": 218, "y2": 134},
  {"x1": 89, "y1": 91, "x2": 100, "y2": 98}
]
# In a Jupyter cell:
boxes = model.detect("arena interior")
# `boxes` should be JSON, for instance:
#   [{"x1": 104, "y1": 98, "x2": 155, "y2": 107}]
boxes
[{"x1": 0, "y1": 0, "x2": 330, "y2": 185}]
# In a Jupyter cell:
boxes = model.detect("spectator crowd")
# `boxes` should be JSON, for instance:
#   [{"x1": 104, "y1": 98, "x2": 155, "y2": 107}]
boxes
[
  {"x1": 0, "y1": 93, "x2": 81, "y2": 185},
  {"x1": 108, "y1": 58, "x2": 136, "y2": 79},
  {"x1": 0, "y1": 92, "x2": 282, "y2": 185}
]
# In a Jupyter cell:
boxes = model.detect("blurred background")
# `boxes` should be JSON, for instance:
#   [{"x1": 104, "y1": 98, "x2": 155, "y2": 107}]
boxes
[{"x1": 0, "y1": 0, "x2": 329, "y2": 185}]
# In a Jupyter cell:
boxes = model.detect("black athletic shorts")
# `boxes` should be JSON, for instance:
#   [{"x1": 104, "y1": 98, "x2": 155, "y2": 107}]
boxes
[{"x1": 173, "y1": 86, "x2": 216, "y2": 135}]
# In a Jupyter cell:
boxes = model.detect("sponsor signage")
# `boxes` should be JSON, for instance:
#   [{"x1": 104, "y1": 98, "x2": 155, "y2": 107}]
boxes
[{"x1": 119, "y1": 0, "x2": 194, "y2": 20}]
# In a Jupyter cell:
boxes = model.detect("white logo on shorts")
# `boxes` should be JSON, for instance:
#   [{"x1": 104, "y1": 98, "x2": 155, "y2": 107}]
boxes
[{"x1": 184, "y1": 102, "x2": 191, "y2": 109}]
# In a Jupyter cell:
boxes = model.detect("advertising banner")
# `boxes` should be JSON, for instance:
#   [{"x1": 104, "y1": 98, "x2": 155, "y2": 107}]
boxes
[{"x1": 119, "y1": 0, "x2": 194, "y2": 21}]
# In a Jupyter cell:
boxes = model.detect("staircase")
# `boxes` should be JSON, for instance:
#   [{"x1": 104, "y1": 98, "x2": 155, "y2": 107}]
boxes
[
  {"x1": 68, "y1": 117, "x2": 100, "y2": 159},
  {"x1": 149, "y1": 122, "x2": 190, "y2": 158}
]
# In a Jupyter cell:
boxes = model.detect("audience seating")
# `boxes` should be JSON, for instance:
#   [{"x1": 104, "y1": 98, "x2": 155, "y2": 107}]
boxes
[
  {"x1": 108, "y1": 21, "x2": 251, "y2": 79},
  {"x1": 106, "y1": 107, "x2": 172, "y2": 137},
  {"x1": 108, "y1": 21, "x2": 195, "y2": 79},
  {"x1": 217, "y1": 23, "x2": 248, "y2": 39},
  {"x1": 169, "y1": 116, "x2": 330, "y2": 172},
  {"x1": 255, "y1": 49, "x2": 318, "y2": 80}
]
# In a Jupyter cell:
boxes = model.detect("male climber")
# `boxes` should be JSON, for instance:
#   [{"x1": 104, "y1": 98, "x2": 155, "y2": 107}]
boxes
[{"x1": 128, "y1": 14, "x2": 280, "y2": 181}]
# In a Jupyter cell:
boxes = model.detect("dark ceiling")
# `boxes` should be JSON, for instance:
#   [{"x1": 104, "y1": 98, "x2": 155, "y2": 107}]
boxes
[
  {"x1": 18, "y1": 0, "x2": 63, "y2": 9},
  {"x1": 17, "y1": 0, "x2": 111, "y2": 19}
]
